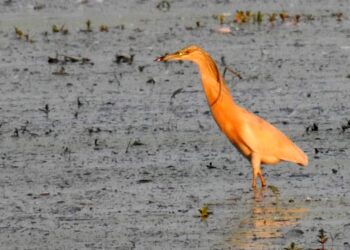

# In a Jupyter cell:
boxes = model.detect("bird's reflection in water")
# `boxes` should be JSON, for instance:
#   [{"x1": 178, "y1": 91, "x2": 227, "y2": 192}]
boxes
[{"x1": 229, "y1": 188, "x2": 307, "y2": 249}]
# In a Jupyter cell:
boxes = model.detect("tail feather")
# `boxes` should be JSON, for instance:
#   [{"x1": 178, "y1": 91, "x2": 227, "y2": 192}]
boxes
[{"x1": 281, "y1": 142, "x2": 308, "y2": 167}]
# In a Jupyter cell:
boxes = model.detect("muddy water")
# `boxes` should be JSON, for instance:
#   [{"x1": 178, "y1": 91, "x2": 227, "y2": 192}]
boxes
[{"x1": 0, "y1": 1, "x2": 350, "y2": 249}]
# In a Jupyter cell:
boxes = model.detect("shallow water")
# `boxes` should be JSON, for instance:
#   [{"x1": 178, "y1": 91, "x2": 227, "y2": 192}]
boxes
[{"x1": 0, "y1": 1, "x2": 350, "y2": 249}]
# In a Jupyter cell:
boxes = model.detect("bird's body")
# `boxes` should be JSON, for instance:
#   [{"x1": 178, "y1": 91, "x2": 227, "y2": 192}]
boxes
[{"x1": 156, "y1": 45, "x2": 308, "y2": 188}]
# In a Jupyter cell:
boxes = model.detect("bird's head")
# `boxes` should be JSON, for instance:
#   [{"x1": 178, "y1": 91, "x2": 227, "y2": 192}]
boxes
[{"x1": 155, "y1": 45, "x2": 204, "y2": 62}]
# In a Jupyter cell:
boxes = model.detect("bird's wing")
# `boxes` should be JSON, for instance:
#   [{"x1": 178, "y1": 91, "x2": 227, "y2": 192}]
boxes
[{"x1": 238, "y1": 108, "x2": 307, "y2": 165}]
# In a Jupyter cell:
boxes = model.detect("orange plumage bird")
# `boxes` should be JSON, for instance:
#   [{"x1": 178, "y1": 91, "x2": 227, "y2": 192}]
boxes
[{"x1": 155, "y1": 45, "x2": 308, "y2": 188}]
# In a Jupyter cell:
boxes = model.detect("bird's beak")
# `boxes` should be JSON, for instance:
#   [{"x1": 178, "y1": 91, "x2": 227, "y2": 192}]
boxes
[
  {"x1": 154, "y1": 53, "x2": 179, "y2": 62},
  {"x1": 154, "y1": 55, "x2": 166, "y2": 62}
]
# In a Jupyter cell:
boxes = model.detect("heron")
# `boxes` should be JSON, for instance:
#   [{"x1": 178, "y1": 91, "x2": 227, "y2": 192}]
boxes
[{"x1": 155, "y1": 45, "x2": 308, "y2": 188}]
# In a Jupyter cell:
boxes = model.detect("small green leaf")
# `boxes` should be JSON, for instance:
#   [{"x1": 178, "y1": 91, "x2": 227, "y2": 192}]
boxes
[{"x1": 268, "y1": 185, "x2": 280, "y2": 195}]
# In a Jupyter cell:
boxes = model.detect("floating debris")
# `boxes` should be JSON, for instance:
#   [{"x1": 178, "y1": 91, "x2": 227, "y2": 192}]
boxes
[
  {"x1": 48, "y1": 54, "x2": 93, "y2": 65},
  {"x1": 305, "y1": 14, "x2": 315, "y2": 21},
  {"x1": 341, "y1": 120, "x2": 350, "y2": 132},
  {"x1": 52, "y1": 66, "x2": 68, "y2": 76},
  {"x1": 39, "y1": 104, "x2": 50, "y2": 115},
  {"x1": 146, "y1": 78, "x2": 155, "y2": 84},
  {"x1": 33, "y1": 4, "x2": 45, "y2": 10},
  {"x1": 138, "y1": 65, "x2": 145, "y2": 72},
  {"x1": 65, "y1": 55, "x2": 92, "y2": 64},
  {"x1": 215, "y1": 26, "x2": 232, "y2": 34},
  {"x1": 137, "y1": 179, "x2": 152, "y2": 184},
  {"x1": 332, "y1": 12, "x2": 343, "y2": 22},
  {"x1": 87, "y1": 127, "x2": 101, "y2": 135},
  {"x1": 94, "y1": 138, "x2": 99, "y2": 147},
  {"x1": 4, "y1": 0, "x2": 12, "y2": 6},
  {"x1": 114, "y1": 54, "x2": 134, "y2": 65},
  {"x1": 156, "y1": 0, "x2": 170, "y2": 12},
  {"x1": 169, "y1": 88, "x2": 183, "y2": 105},
  {"x1": 12, "y1": 128, "x2": 19, "y2": 137},
  {"x1": 206, "y1": 162, "x2": 216, "y2": 169},
  {"x1": 77, "y1": 97, "x2": 83, "y2": 108},
  {"x1": 170, "y1": 88, "x2": 183, "y2": 99},
  {"x1": 115, "y1": 24, "x2": 125, "y2": 30},
  {"x1": 48, "y1": 54, "x2": 59, "y2": 64},
  {"x1": 132, "y1": 140, "x2": 144, "y2": 146},
  {"x1": 125, "y1": 139, "x2": 145, "y2": 153},
  {"x1": 306, "y1": 123, "x2": 318, "y2": 133},
  {"x1": 223, "y1": 66, "x2": 242, "y2": 79}
]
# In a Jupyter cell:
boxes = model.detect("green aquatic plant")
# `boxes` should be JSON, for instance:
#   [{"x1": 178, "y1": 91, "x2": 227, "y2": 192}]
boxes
[
  {"x1": 14, "y1": 26, "x2": 24, "y2": 37},
  {"x1": 234, "y1": 10, "x2": 250, "y2": 24},
  {"x1": 317, "y1": 229, "x2": 328, "y2": 250},
  {"x1": 329, "y1": 231, "x2": 341, "y2": 250},
  {"x1": 14, "y1": 26, "x2": 34, "y2": 42},
  {"x1": 198, "y1": 204, "x2": 213, "y2": 220},
  {"x1": 52, "y1": 24, "x2": 68, "y2": 34},
  {"x1": 293, "y1": 15, "x2": 301, "y2": 24},
  {"x1": 218, "y1": 14, "x2": 225, "y2": 25},
  {"x1": 280, "y1": 12, "x2": 289, "y2": 22},
  {"x1": 52, "y1": 24, "x2": 60, "y2": 33},
  {"x1": 268, "y1": 185, "x2": 280, "y2": 195},
  {"x1": 86, "y1": 19, "x2": 92, "y2": 31},
  {"x1": 199, "y1": 204, "x2": 209, "y2": 219},
  {"x1": 256, "y1": 11, "x2": 263, "y2": 24},
  {"x1": 80, "y1": 19, "x2": 93, "y2": 32},
  {"x1": 217, "y1": 10, "x2": 332, "y2": 27},
  {"x1": 268, "y1": 13, "x2": 277, "y2": 24},
  {"x1": 99, "y1": 24, "x2": 109, "y2": 32},
  {"x1": 284, "y1": 242, "x2": 303, "y2": 250}
]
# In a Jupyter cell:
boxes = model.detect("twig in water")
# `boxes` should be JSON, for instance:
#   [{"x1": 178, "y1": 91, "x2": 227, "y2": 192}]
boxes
[{"x1": 223, "y1": 66, "x2": 242, "y2": 80}]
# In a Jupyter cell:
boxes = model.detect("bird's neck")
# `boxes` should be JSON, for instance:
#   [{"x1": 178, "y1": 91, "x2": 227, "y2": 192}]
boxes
[{"x1": 194, "y1": 53, "x2": 234, "y2": 107}]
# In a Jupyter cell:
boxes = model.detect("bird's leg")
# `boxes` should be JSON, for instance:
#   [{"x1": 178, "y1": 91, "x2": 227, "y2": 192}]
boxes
[
  {"x1": 251, "y1": 153, "x2": 266, "y2": 188},
  {"x1": 258, "y1": 170, "x2": 266, "y2": 187},
  {"x1": 251, "y1": 153, "x2": 259, "y2": 188}
]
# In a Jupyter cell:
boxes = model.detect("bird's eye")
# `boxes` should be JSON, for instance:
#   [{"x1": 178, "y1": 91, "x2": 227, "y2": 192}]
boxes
[{"x1": 177, "y1": 51, "x2": 184, "y2": 56}]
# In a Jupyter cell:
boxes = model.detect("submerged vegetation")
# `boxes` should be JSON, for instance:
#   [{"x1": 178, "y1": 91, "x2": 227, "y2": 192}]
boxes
[
  {"x1": 285, "y1": 228, "x2": 342, "y2": 250},
  {"x1": 215, "y1": 10, "x2": 344, "y2": 27}
]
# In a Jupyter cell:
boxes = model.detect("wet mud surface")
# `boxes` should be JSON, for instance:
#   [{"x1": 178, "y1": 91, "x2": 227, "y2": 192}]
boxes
[{"x1": 0, "y1": 1, "x2": 350, "y2": 249}]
